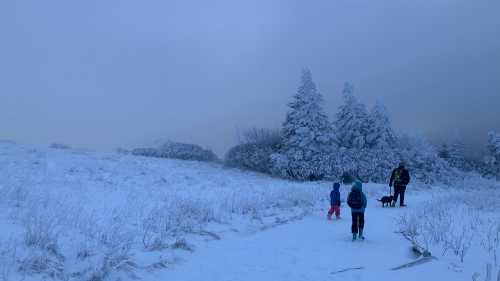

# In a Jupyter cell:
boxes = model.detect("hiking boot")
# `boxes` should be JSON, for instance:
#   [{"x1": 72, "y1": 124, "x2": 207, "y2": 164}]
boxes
[
  {"x1": 358, "y1": 229, "x2": 365, "y2": 240},
  {"x1": 352, "y1": 234, "x2": 357, "y2": 241},
  {"x1": 400, "y1": 204, "x2": 407, "y2": 207},
  {"x1": 327, "y1": 214, "x2": 332, "y2": 220}
]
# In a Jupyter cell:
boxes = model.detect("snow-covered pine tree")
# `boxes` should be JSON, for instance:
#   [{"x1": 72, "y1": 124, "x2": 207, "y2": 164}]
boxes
[
  {"x1": 334, "y1": 82, "x2": 370, "y2": 149},
  {"x1": 485, "y1": 131, "x2": 500, "y2": 180},
  {"x1": 448, "y1": 138, "x2": 469, "y2": 171},
  {"x1": 272, "y1": 69, "x2": 335, "y2": 180},
  {"x1": 366, "y1": 102, "x2": 397, "y2": 149},
  {"x1": 438, "y1": 137, "x2": 469, "y2": 171},
  {"x1": 438, "y1": 143, "x2": 451, "y2": 159}
]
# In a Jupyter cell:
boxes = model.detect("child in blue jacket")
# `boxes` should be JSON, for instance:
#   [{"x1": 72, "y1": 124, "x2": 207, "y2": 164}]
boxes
[
  {"x1": 327, "y1": 182, "x2": 341, "y2": 220},
  {"x1": 347, "y1": 181, "x2": 367, "y2": 241}
]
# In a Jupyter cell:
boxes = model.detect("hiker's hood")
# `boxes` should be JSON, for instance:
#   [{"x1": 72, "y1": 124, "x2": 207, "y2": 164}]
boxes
[
  {"x1": 333, "y1": 183, "x2": 340, "y2": 192},
  {"x1": 352, "y1": 181, "x2": 362, "y2": 192}
]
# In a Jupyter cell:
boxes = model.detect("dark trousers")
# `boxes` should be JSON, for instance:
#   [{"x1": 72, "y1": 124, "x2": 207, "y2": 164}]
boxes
[
  {"x1": 393, "y1": 185, "x2": 407, "y2": 206},
  {"x1": 351, "y1": 212, "x2": 365, "y2": 234}
]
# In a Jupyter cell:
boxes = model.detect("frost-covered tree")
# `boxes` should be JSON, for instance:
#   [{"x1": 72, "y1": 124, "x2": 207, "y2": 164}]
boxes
[
  {"x1": 226, "y1": 128, "x2": 281, "y2": 173},
  {"x1": 334, "y1": 83, "x2": 370, "y2": 149},
  {"x1": 448, "y1": 139, "x2": 469, "y2": 171},
  {"x1": 366, "y1": 102, "x2": 397, "y2": 149},
  {"x1": 396, "y1": 134, "x2": 457, "y2": 184},
  {"x1": 331, "y1": 86, "x2": 397, "y2": 182},
  {"x1": 487, "y1": 131, "x2": 500, "y2": 161},
  {"x1": 485, "y1": 131, "x2": 500, "y2": 179},
  {"x1": 438, "y1": 137, "x2": 469, "y2": 171},
  {"x1": 272, "y1": 69, "x2": 335, "y2": 180},
  {"x1": 332, "y1": 147, "x2": 398, "y2": 184},
  {"x1": 438, "y1": 143, "x2": 451, "y2": 159}
]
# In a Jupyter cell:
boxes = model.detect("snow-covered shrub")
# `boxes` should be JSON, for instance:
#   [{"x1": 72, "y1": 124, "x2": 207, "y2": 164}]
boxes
[
  {"x1": 269, "y1": 152, "x2": 291, "y2": 179},
  {"x1": 82, "y1": 242, "x2": 137, "y2": 281},
  {"x1": 12, "y1": 198, "x2": 67, "y2": 279},
  {"x1": 226, "y1": 143, "x2": 275, "y2": 173},
  {"x1": 399, "y1": 202, "x2": 475, "y2": 262},
  {"x1": 483, "y1": 131, "x2": 500, "y2": 180},
  {"x1": 157, "y1": 141, "x2": 218, "y2": 162},
  {"x1": 399, "y1": 182, "x2": 500, "y2": 265},
  {"x1": 116, "y1": 147, "x2": 130, "y2": 155},
  {"x1": 49, "y1": 143, "x2": 71, "y2": 150},
  {"x1": 131, "y1": 147, "x2": 158, "y2": 157},
  {"x1": 438, "y1": 138, "x2": 472, "y2": 172},
  {"x1": 17, "y1": 248, "x2": 65, "y2": 279},
  {"x1": 395, "y1": 134, "x2": 458, "y2": 184},
  {"x1": 225, "y1": 128, "x2": 281, "y2": 173},
  {"x1": 21, "y1": 203, "x2": 63, "y2": 258},
  {"x1": 481, "y1": 222, "x2": 500, "y2": 267},
  {"x1": 330, "y1": 148, "x2": 398, "y2": 183},
  {"x1": 132, "y1": 141, "x2": 218, "y2": 162},
  {"x1": 238, "y1": 127, "x2": 281, "y2": 145}
]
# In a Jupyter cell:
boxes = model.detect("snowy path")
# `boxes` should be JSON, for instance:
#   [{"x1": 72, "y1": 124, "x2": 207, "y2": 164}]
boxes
[{"x1": 153, "y1": 204, "x2": 469, "y2": 281}]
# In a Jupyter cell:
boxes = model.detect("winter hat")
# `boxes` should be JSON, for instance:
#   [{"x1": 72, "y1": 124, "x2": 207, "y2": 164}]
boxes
[
  {"x1": 352, "y1": 181, "x2": 362, "y2": 191},
  {"x1": 333, "y1": 182, "x2": 340, "y2": 190}
]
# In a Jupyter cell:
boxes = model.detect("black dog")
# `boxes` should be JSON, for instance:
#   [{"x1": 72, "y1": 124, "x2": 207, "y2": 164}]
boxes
[{"x1": 377, "y1": 196, "x2": 394, "y2": 207}]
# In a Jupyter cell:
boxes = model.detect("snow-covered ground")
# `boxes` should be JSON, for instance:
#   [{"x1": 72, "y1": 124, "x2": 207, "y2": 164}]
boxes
[
  {"x1": 0, "y1": 141, "x2": 498, "y2": 281},
  {"x1": 156, "y1": 203, "x2": 461, "y2": 281}
]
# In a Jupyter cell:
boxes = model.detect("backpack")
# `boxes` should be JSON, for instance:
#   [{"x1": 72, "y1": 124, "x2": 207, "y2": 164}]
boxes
[
  {"x1": 347, "y1": 190, "x2": 363, "y2": 209},
  {"x1": 393, "y1": 168, "x2": 404, "y2": 185}
]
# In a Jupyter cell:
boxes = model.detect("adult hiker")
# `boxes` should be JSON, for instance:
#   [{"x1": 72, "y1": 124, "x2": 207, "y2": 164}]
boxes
[
  {"x1": 347, "y1": 181, "x2": 367, "y2": 241},
  {"x1": 389, "y1": 162, "x2": 411, "y2": 207}
]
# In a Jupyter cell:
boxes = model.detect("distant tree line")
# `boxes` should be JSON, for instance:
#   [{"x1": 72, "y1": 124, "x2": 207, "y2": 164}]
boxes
[{"x1": 225, "y1": 69, "x2": 499, "y2": 183}]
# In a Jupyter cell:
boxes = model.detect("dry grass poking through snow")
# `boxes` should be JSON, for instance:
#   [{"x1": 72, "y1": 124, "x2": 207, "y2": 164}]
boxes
[
  {"x1": 398, "y1": 177, "x2": 500, "y2": 277},
  {"x1": 0, "y1": 143, "x2": 328, "y2": 281}
]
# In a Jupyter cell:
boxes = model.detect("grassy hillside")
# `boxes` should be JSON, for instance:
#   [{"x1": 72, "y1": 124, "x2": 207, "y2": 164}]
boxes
[{"x1": 0, "y1": 142, "x2": 328, "y2": 280}]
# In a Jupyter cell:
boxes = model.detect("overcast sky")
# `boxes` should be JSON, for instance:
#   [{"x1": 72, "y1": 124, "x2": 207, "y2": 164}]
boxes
[{"x1": 1, "y1": 0, "x2": 499, "y2": 157}]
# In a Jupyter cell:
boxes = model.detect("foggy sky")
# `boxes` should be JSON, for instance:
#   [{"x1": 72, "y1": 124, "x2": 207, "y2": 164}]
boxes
[{"x1": 1, "y1": 0, "x2": 499, "y2": 157}]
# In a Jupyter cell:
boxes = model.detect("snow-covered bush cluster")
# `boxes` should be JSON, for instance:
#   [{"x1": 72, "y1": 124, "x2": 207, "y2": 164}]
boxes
[
  {"x1": 49, "y1": 143, "x2": 72, "y2": 150},
  {"x1": 225, "y1": 128, "x2": 281, "y2": 174},
  {"x1": 132, "y1": 141, "x2": 218, "y2": 162},
  {"x1": 482, "y1": 131, "x2": 500, "y2": 180},
  {"x1": 397, "y1": 134, "x2": 459, "y2": 184},
  {"x1": 398, "y1": 178, "x2": 500, "y2": 267},
  {"x1": 0, "y1": 143, "x2": 326, "y2": 281},
  {"x1": 438, "y1": 137, "x2": 473, "y2": 172},
  {"x1": 227, "y1": 70, "x2": 459, "y2": 184}
]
